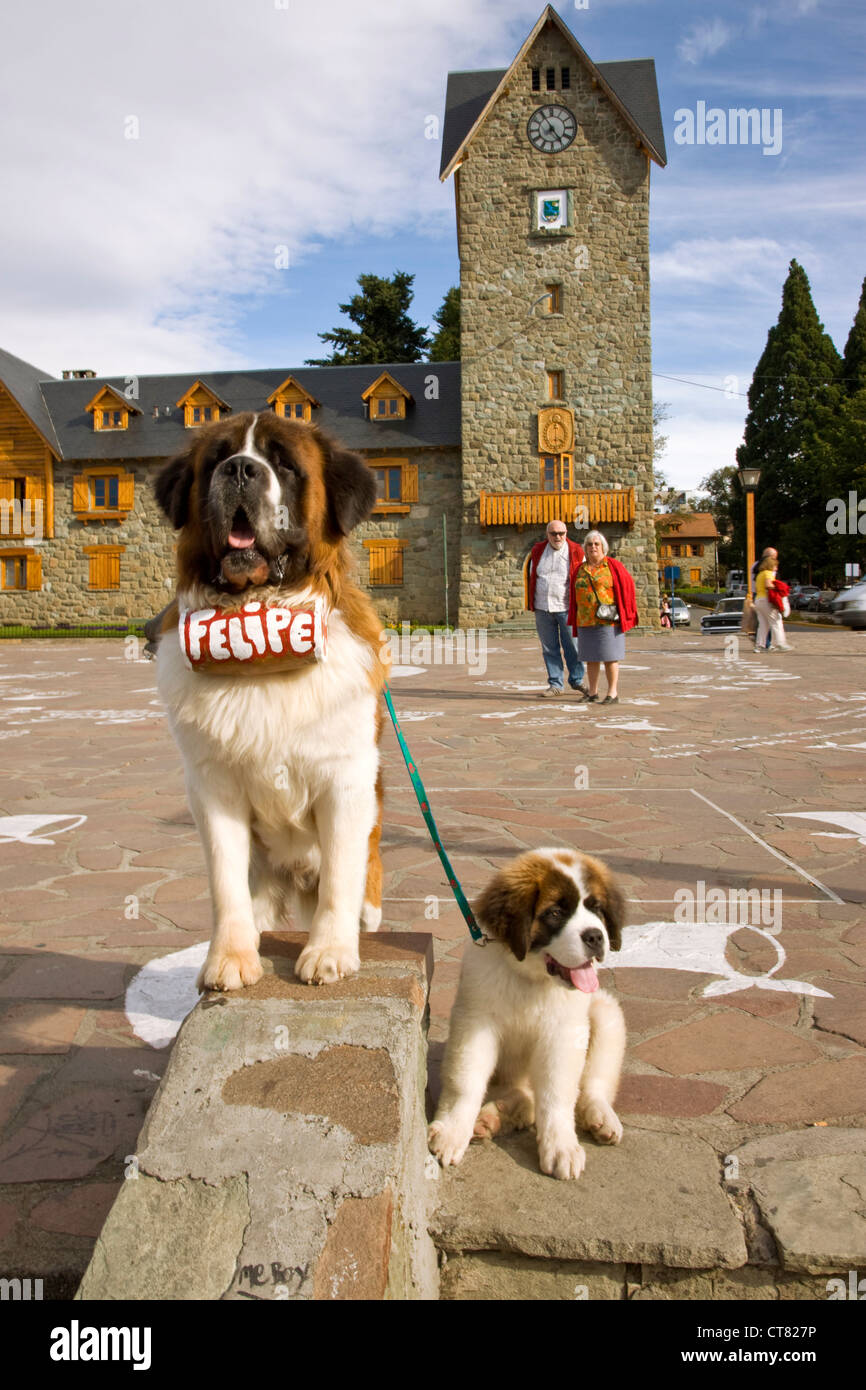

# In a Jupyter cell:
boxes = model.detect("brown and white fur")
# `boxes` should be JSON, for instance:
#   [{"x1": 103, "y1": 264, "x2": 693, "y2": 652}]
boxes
[
  {"x1": 153, "y1": 411, "x2": 388, "y2": 991},
  {"x1": 429, "y1": 849, "x2": 626, "y2": 1181}
]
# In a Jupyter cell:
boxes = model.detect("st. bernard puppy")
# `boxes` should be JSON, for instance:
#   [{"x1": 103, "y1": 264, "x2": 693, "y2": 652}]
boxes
[
  {"x1": 429, "y1": 849, "x2": 626, "y2": 1181},
  {"x1": 153, "y1": 411, "x2": 388, "y2": 991}
]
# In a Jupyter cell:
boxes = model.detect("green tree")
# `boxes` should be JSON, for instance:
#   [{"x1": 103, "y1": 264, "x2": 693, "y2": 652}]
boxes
[
  {"x1": 841, "y1": 275, "x2": 866, "y2": 395},
  {"x1": 306, "y1": 271, "x2": 430, "y2": 365},
  {"x1": 428, "y1": 286, "x2": 460, "y2": 361},
  {"x1": 735, "y1": 260, "x2": 842, "y2": 579},
  {"x1": 697, "y1": 465, "x2": 743, "y2": 572}
]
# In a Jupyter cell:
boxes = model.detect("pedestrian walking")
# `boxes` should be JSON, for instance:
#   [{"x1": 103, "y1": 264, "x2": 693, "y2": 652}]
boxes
[
  {"x1": 660, "y1": 596, "x2": 672, "y2": 629},
  {"x1": 525, "y1": 521, "x2": 586, "y2": 696},
  {"x1": 751, "y1": 547, "x2": 777, "y2": 649},
  {"x1": 753, "y1": 554, "x2": 793, "y2": 652},
  {"x1": 573, "y1": 531, "x2": 638, "y2": 704}
]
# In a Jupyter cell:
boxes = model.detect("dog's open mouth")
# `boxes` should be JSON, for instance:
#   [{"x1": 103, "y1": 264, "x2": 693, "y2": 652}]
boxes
[
  {"x1": 227, "y1": 509, "x2": 257, "y2": 550},
  {"x1": 545, "y1": 954, "x2": 599, "y2": 993}
]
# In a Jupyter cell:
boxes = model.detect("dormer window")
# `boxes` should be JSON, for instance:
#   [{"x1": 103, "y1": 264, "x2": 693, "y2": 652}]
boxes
[
  {"x1": 266, "y1": 376, "x2": 320, "y2": 423},
  {"x1": 85, "y1": 384, "x2": 140, "y2": 432},
  {"x1": 361, "y1": 372, "x2": 412, "y2": 422},
  {"x1": 176, "y1": 380, "x2": 230, "y2": 428}
]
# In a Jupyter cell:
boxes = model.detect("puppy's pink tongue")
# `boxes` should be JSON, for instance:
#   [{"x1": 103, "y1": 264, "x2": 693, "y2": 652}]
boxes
[{"x1": 569, "y1": 961, "x2": 599, "y2": 993}]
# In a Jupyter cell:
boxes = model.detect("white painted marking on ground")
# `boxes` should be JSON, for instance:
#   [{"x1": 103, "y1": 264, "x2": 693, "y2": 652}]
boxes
[
  {"x1": 779, "y1": 811, "x2": 866, "y2": 845},
  {"x1": 690, "y1": 790, "x2": 845, "y2": 903},
  {"x1": 389, "y1": 666, "x2": 426, "y2": 677},
  {"x1": 0, "y1": 814, "x2": 88, "y2": 845},
  {"x1": 126, "y1": 942, "x2": 206, "y2": 1048}
]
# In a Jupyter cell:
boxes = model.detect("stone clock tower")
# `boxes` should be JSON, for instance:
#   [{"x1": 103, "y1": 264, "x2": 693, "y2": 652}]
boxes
[{"x1": 440, "y1": 4, "x2": 667, "y2": 626}]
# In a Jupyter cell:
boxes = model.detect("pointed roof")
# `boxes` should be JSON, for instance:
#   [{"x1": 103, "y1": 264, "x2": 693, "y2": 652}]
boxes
[
  {"x1": 360, "y1": 371, "x2": 413, "y2": 402},
  {"x1": 0, "y1": 345, "x2": 62, "y2": 455},
  {"x1": 440, "y1": 4, "x2": 666, "y2": 179},
  {"x1": 175, "y1": 378, "x2": 233, "y2": 411},
  {"x1": 84, "y1": 383, "x2": 142, "y2": 415}
]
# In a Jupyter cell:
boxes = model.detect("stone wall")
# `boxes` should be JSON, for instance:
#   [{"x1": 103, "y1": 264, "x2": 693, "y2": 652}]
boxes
[
  {"x1": 352, "y1": 448, "x2": 463, "y2": 627},
  {"x1": 0, "y1": 460, "x2": 175, "y2": 627},
  {"x1": 456, "y1": 24, "x2": 661, "y2": 627}
]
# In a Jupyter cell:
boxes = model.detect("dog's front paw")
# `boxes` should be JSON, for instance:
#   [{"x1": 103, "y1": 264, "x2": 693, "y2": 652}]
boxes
[
  {"x1": 428, "y1": 1118, "x2": 473, "y2": 1167},
  {"x1": 538, "y1": 1135, "x2": 586, "y2": 1181},
  {"x1": 473, "y1": 1102, "x2": 502, "y2": 1139},
  {"x1": 579, "y1": 1098, "x2": 623, "y2": 1145},
  {"x1": 197, "y1": 947, "x2": 263, "y2": 992},
  {"x1": 295, "y1": 942, "x2": 360, "y2": 985}
]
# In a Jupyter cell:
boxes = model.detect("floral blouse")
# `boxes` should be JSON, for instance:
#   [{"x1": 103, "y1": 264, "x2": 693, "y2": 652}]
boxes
[{"x1": 575, "y1": 559, "x2": 615, "y2": 627}]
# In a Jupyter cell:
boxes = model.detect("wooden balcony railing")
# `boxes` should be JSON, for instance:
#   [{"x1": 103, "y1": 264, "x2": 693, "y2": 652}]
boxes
[{"x1": 479, "y1": 488, "x2": 635, "y2": 529}]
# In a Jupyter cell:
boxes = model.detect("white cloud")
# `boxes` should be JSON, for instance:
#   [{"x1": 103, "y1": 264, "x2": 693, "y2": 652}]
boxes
[
  {"x1": 0, "y1": 0, "x2": 507, "y2": 374},
  {"x1": 653, "y1": 237, "x2": 791, "y2": 293},
  {"x1": 677, "y1": 19, "x2": 736, "y2": 66}
]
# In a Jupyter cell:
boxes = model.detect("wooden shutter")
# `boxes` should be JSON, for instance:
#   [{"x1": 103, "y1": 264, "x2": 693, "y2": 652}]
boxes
[
  {"x1": 364, "y1": 539, "x2": 405, "y2": 586},
  {"x1": 73, "y1": 475, "x2": 90, "y2": 512},
  {"x1": 117, "y1": 473, "x2": 135, "y2": 511},
  {"x1": 86, "y1": 547, "x2": 122, "y2": 589},
  {"x1": 26, "y1": 551, "x2": 42, "y2": 590},
  {"x1": 401, "y1": 463, "x2": 418, "y2": 503}
]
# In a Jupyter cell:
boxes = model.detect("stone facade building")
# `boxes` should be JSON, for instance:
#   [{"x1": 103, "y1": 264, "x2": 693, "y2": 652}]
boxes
[
  {"x1": 657, "y1": 512, "x2": 721, "y2": 590},
  {"x1": 0, "y1": 6, "x2": 665, "y2": 632}
]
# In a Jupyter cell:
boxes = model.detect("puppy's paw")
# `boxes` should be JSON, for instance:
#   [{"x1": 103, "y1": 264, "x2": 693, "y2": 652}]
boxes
[
  {"x1": 295, "y1": 942, "x2": 360, "y2": 986},
  {"x1": 197, "y1": 947, "x2": 263, "y2": 992},
  {"x1": 473, "y1": 1102, "x2": 502, "y2": 1139},
  {"x1": 428, "y1": 1118, "x2": 473, "y2": 1167},
  {"x1": 538, "y1": 1135, "x2": 586, "y2": 1181},
  {"x1": 579, "y1": 1098, "x2": 623, "y2": 1145}
]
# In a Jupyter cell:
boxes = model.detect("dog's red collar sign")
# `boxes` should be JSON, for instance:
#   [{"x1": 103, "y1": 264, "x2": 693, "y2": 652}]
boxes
[{"x1": 179, "y1": 600, "x2": 327, "y2": 670}]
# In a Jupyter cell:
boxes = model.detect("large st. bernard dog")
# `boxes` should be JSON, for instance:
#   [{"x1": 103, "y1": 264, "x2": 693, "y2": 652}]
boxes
[
  {"x1": 153, "y1": 411, "x2": 388, "y2": 990},
  {"x1": 429, "y1": 849, "x2": 627, "y2": 1181}
]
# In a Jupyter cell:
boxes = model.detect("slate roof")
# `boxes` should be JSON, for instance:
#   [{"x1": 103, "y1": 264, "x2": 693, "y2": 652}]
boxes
[
  {"x1": 26, "y1": 361, "x2": 461, "y2": 462},
  {"x1": 0, "y1": 346, "x2": 62, "y2": 455},
  {"x1": 440, "y1": 56, "x2": 667, "y2": 178}
]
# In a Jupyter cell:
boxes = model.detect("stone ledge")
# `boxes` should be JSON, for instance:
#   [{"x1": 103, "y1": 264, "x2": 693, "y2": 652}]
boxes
[{"x1": 77, "y1": 932, "x2": 437, "y2": 1301}]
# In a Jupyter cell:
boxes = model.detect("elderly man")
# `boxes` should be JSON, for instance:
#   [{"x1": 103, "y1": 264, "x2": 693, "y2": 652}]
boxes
[{"x1": 526, "y1": 520, "x2": 586, "y2": 697}]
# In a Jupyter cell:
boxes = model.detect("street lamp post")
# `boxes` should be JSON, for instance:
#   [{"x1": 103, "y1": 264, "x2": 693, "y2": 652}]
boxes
[{"x1": 740, "y1": 466, "x2": 761, "y2": 598}]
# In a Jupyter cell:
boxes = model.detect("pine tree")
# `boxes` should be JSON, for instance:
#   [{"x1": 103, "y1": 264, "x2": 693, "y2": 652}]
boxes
[
  {"x1": 305, "y1": 271, "x2": 430, "y2": 365},
  {"x1": 735, "y1": 260, "x2": 842, "y2": 578},
  {"x1": 428, "y1": 287, "x2": 460, "y2": 361},
  {"x1": 841, "y1": 276, "x2": 866, "y2": 395}
]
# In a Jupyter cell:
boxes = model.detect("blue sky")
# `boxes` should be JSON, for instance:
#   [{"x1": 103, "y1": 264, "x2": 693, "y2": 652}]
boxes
[{"x1": 1, "y1": 0, "x2": 864, "y2": 488}]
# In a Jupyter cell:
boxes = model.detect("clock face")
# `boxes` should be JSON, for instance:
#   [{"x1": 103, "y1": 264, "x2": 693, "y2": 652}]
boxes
[{"x1": 527, "y1": 104, "x2": 577, "y2": 153}]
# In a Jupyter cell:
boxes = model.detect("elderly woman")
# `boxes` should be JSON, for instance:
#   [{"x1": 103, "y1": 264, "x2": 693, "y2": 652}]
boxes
[{"x1": 572, "y1": 531, "x2": 638, "y2": 703}]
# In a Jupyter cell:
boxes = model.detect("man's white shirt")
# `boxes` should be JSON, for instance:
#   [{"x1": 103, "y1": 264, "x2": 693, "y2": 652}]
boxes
[{"x1": 535, "y1": 542, "x2": 569, "y2": 612}]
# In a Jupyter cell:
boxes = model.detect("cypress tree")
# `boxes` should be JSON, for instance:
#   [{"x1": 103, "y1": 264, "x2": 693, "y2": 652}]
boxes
[
  {"x1": 735, "y1": 260, "x2": 842, "y2": 577},
  {"x1": 306, "y1": 271, "x2": 430, "y2": 365},
  {"x1": 428, "y1": 286, "x2": 460, "y2": 361},
  {"x1": 841, "y1": 275, "x2": 866, "y2": 395}
]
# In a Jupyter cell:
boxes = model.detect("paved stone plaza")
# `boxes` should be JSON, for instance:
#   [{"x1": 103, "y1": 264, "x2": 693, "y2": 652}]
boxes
[{"x1": 0, "y1": 623, "x2": 864, "y2": 1293}]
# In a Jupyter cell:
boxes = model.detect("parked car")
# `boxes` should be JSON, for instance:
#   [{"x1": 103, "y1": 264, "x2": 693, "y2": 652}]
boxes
[
  {"x1": 725, "y1": 570, "x2": 745, "y2": 596},
  {"x1": 807, "y1": 588, "x2": 837, "y2": 613},
  {"x1": 701, "y1": 597, "x2": 745, "y2": 633},
  {"x1": 670, "y1": 596, "x2": 691, "y2": 627},
  {"x1": 795, "y1": 585, "x2": 820, "y2": 610},
  {"x1": 831, "y1": 580, "x2": 866, "y2": 630}
]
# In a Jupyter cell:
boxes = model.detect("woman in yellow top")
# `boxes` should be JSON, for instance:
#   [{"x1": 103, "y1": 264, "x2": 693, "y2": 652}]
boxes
[
  {"x1": 573, "y1": 531, "x2": 638, "y2": 703},
  {"x1": 753, "y1": 556, "x2": 791, "y2": 652}
]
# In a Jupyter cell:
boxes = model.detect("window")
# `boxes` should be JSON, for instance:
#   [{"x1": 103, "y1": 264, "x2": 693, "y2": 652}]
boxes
[
  {"x1": 177, "y1": 381, "x2": 228, "y2": 428},
  {"x1": 72, "y1": 469, "x2": 133, "y2": 521},
  {"x1": 531, "y1": 67, "x2": 540, "y2": 91},
  {"x1": 364, "y1": 538, "x2": 407, "y2": 586},
  {"x1": 92, "y1": 476, "x2": 119, "y2": 510},
  {"x1": 540, "y1": 454, "x2": 573, "y2": 491},
  {"x1": 547, "y1": 370, "x2": 563, "y2": 400},
  {"x1": 84, "y1": 545, "x2": 124, "y2": 590},
  {"x1": 370, "y1": 459, "x2": 418, "y2": 512},
  {"x1": 267, "y1": 377, "x2": 319, "y2": 422},
  {"x1": 561, "y1": 66, "x2": 571, "y2": 90},
  {"x1": 545, "y1": 283, "x2": 562, "y2": 313},
  {"x1": 546, "y1": 67, "x2": 556, "y2": 90},
  {"x1": 100, "y1": 409, "x2": 123, "y2": 429},
  {"x1": 0, "y1": 548, "x2": 41, "y2": 590},
  {"x1": 376, "y1": 398, "x2": 402, "y2": 417},
  {"x1": 362, "y1": 372, "x2": 411, "y2": 422},
  {"x1": 86, "y1": 386, "x2": 136, "y2": 432},
  {"x1": 690, "y1": 568, "x2": 702, "y2": 585}
]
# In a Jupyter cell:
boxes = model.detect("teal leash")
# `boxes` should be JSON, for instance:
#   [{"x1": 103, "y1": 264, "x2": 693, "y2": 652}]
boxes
[{"x1": 382, "y1": 684, "x2": 484, "y2": 944}]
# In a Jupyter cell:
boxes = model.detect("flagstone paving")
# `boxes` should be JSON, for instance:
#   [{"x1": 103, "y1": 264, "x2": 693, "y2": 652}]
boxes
[{"x1": 0, "y1": 624, "x2": 864, "y2": 1292}]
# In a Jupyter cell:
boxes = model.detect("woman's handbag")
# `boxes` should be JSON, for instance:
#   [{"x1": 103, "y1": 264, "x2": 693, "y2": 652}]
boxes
[{"x1": 585, "y1": 568, "x2": 619, "y2": 624}]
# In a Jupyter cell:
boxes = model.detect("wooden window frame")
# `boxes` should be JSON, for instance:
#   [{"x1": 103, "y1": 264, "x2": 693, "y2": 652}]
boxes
[
  {"x1": 362, "y1": 372, "x2": 412, "y2": 423},
  {"x1": 73, "y1": 467, "x2": 134, "y2": 523},
  {"x1": 370, "y1": 459, "x2": 418, "y2": 514},
  {"x1": 545, "y1": 284, "x2": 562, "y2": 314},
  {"x1": 363, "y1": 538, "x2": 407, "y2": 587},
  {"x1": 0, "y1": 547, "x2": 41, "y2": 591},
  {"x1": 539, "y1": 454, "x2": 573, "y2": 492},
  {"x1": 547, "y1": 370, "x2": 564, "y2": 401}
]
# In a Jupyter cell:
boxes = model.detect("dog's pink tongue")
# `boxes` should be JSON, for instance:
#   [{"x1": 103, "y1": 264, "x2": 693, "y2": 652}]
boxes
[
  {"x1": 228, "y1": 529, "x2": 256, "y2": 550},
  {"x1": 569, "y1": 961, "x2": 599, "y2": 993}
]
